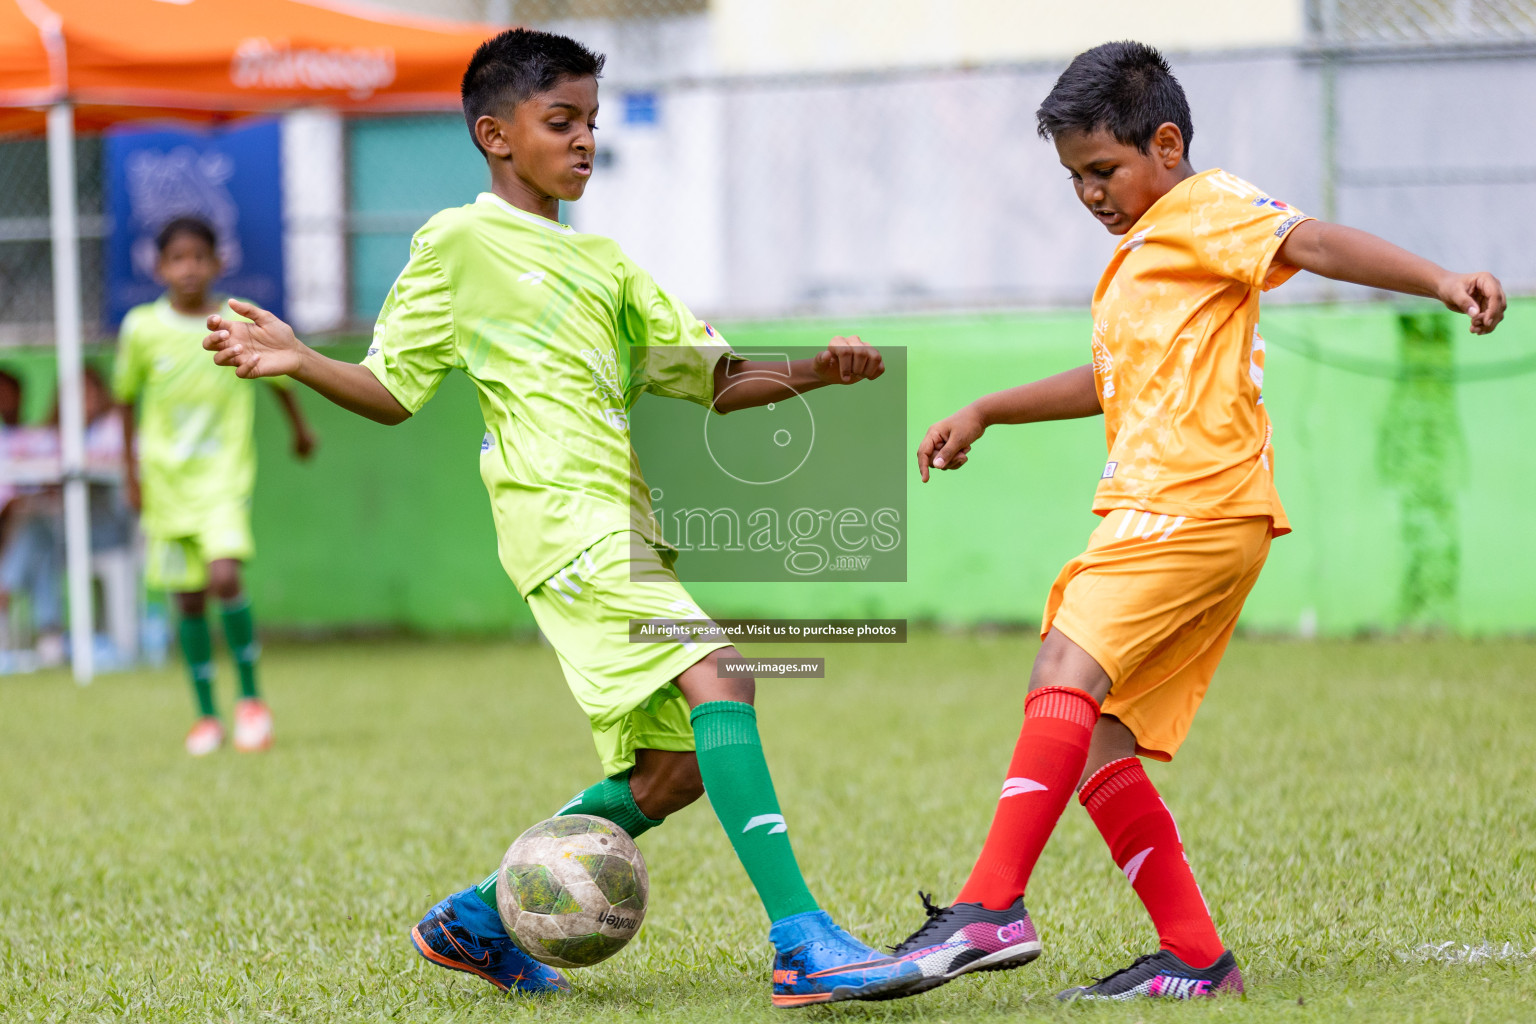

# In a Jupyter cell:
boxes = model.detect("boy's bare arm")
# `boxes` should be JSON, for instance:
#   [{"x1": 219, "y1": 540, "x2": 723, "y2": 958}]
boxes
[
  {"x1": 271, "y1": 386, "x2": 318, "y2": 459},
  {"x1": 1276, "y1": 221, "x2": 1506, "y2": 334},
  {"x1": 916, "y1": 364, "x2": 1099, "y2": 483},
  {"x1": 711, "y1": 335, "x2": 884, "y2": 414},
  {"x1": 118, "y1": 400, "x2": 140, "y2": 511},
  {"x1": 204, "y1": 299, "x2": 410, "y2": 426}
]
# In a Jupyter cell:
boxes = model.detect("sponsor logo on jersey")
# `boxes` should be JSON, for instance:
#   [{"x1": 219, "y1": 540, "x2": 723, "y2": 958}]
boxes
[
  {"x1": 1102, "y1": 461, "x2": 1118, "y2": 480},
  {"x1": 704, "y1": 322, "x2": 716, "y2": 337},
  {"x1": 1091, "y1": 327, "x2": 1116, "y2": 400},
  {"x1": 517, "y1": 270, "x2": 547, "y2": 285},
  {"x1": 480, "y1": 432, "x2": 493, "y2": 453},
  {"x1": 1252, "y1": 196, "x2": 1291, "y2": 212}
]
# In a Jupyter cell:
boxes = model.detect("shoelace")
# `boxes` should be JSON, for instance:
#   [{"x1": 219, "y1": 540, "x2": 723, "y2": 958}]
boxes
[
  {"x1": 887, "y1": 891, "x2": 947, "y2": 953},
  {"x1": 1090, "y1": 952, "x2": 1159, "y2": 987}
]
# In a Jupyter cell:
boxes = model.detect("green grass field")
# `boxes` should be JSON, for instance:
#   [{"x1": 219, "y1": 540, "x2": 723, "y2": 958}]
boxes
[{"x1": 2, "y1": 635, "x2": 1533, "y2": 1022}]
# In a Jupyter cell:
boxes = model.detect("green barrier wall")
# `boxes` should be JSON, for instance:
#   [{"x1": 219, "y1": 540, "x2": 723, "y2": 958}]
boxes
[{"x1": 6, "y1": 299, "x2": 1533, "y2": 636}]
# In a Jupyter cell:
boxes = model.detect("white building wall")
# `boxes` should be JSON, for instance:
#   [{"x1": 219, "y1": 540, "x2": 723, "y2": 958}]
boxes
[
  {"x1": 281, "y1": 110, "x2": 348, "y2": 334},
  {"x1": 711, "y1": 0, "x2": 1306, "y2": 72}
]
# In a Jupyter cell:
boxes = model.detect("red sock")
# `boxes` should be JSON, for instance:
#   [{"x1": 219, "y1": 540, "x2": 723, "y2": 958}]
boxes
[
  {"x1": 955, "y1": 686, "x2": 1099, "y2": 910},
  {"x1": 1080, "y1": 757, "x2": 1224, "y2": 968}
]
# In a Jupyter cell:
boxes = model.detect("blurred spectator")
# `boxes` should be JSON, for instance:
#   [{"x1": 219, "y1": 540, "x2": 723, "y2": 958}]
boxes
[
  {"x1": 0, "y1": 379, "x2": 65, "y2": 662},
  {"x1": 0, "y1": 368, "x2": 19, "y2": 428},
  {"x1": 0, "y1": 366, "x2": 131, "y2": 667},
  {"x1": 0, "y1": 367, "x2": 23, "y2": 651}
]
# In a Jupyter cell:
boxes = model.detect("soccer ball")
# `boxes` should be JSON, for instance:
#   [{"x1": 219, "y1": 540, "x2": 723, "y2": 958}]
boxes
[{"x1": 495, "y1": 814, "x2": 649, "y2": 969}]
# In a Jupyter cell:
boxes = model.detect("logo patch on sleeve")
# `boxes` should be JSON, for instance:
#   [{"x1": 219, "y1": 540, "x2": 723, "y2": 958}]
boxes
[{"x1": 1102, "y1": 461, "x2": 1118, "y2": 480}]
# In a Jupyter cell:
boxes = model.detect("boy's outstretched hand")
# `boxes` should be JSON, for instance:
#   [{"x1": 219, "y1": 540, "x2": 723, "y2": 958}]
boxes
[
  {"x1": 916, "y1": 408, "x2": 982, "y2": 483},
  {"x1": 204, "y1": 298, "x2": 409, "y2": 425},
  {"x1": 1436, "y1": 271, "x2": 1506, "y2": 335},
  {"x1": 811, "y1": 335, "x2": 884, "y2": 385},
  {"x1": 204, "y1": 299, "x2": 305, "y2": 378}
]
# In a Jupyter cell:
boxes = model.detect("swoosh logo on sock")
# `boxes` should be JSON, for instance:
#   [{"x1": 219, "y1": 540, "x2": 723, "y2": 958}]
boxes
[
  {"x1": 555, "y1": 794, "x2": 583, "y2": 815},
  {"x1": 743, "y1": 813, "x2": 787, "y2": 834},
  {"x1": 1121, "y1": 846, "x2": 1154, "y2": 885},
  {"x1": 1001, "y1": 777, "x2": 1048, "y2": 798}
]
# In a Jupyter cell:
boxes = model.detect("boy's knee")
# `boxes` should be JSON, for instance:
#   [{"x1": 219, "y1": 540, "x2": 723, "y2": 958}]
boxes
[
  {"x1": 1028, "y1": 628, "x2": 1112, "y2": 703},
  {"x1": 1079, "y1": 715, "x2": 1138, "y2": 788},
  {"x1": 175, "y1": 590, "x2": 208, "y2": 617},
  {"x1": 675, "y1": 647, "x2": 755, "y2": 707},
  {"x1": 206, "y1": 560, "x2": 243, "y2": 602},
  {"x1": 664, "y1": 760, "x2": 705, "y2": 810},
  {"x1": 629, "y1": 750, "x2": 704, "y2": 819}
]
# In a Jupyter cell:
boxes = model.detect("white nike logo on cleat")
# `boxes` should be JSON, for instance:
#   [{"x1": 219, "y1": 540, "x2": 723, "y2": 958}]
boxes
[
  {"x1": 743, "y1": 813, "x2": 787, "y2": 834},
  {"x1": 1001, "y1": 777, "x2": 1048, "y2": 798}
]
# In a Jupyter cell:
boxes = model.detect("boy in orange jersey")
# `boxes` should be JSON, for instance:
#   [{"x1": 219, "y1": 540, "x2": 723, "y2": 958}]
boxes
[{"x1": 888, "y1": 41, "x2": 1505, "y2": 1001}]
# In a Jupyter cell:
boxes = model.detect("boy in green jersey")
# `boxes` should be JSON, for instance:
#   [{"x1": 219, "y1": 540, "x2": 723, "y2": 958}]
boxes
[
  {"x1": 116, "y1": 217, "x2": 316, "y2": 756},
  {"x1": 204, "y1": 29, "x2": 926, "y2": 1007}
]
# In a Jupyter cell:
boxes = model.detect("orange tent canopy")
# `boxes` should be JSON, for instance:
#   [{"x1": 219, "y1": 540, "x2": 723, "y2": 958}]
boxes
[{"x1": 0, "y1": 0, "x2": 500, "y2": 134}]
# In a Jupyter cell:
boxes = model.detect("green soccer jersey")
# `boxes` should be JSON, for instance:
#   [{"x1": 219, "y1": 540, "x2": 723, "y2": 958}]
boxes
[
  {"x1": 362, "y1": 192, "x2": 732, "y2": 597},
  {"x1": 113, "y1": 296, "x2": 281, "y2": 538}
]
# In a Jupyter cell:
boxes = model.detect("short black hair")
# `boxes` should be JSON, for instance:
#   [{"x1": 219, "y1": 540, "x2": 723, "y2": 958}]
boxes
[
  {"x1": 1036, "y1": 41, "x2": 1194, "y2": 155},
  {"x1": 461, "y1": 28, "x2": 605, "y2": 154},
  {"x1": 156, "y1": 216, "x2": 217, "y2": 255}
]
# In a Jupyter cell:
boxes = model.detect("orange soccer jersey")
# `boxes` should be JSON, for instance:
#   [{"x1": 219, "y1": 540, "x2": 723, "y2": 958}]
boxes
[{"x1": 1088, "y1": 168, "x2": 1313, "y2": 534}]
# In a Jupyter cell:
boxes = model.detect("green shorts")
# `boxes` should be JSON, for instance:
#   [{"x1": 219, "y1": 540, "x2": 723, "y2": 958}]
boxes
[
  {"x1": 526, "y1": 531, "x2": 730, "y2": 777},
  {"x1": 144, "y1": 503, "x2": 254, "y2": 592}
]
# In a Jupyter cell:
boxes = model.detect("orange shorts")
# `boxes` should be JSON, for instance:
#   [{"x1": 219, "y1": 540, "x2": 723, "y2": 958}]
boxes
[{"x1": 1041, "y1": 509, "x2": 1273, "y2": 762}]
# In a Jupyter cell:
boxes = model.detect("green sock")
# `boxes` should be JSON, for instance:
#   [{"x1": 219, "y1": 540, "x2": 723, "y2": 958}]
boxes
[
  {"x1": 219, "y1": 598, "x2": 260, "y2": 699},
  {"x1": 178, "y1": 616, "x2": 216, "y2": 717},
  {"x1": 690, "y1": 701, "x2": 818, "y2": 922},
  {"x1": 474, "y1": 770, "x2": 664, "y2": 909}
]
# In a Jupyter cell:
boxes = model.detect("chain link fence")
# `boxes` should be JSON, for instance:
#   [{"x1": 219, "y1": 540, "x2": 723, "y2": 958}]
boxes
[
  {"x1": 1311, "y1": 0, "x2": 1536, "y2": 45},
  {"x1": 0, "y1": 137, "x2": 105, "y2": 346}
]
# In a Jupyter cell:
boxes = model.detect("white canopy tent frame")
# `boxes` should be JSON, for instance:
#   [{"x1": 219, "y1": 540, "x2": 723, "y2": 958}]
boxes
[
  {"x1": 8, "y1": 0, "x2": 502, "y2": 682},
  {"x1": 46, "y1": 100, "x2": 93, "y2": 683}
]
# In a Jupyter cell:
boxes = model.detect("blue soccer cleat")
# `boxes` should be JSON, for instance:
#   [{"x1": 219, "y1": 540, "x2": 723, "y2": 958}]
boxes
[
  {"x1": 410, "y1": 887, "x2": 569, "y2": 995},
  {"x1": 769, "y1": 909, "x2": 926, "y2": 1007}
]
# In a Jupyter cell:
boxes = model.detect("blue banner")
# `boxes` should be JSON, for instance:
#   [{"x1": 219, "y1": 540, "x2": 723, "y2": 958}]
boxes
[{"x1": 104, "y1": 118, "x2": 285, "y2": 327}]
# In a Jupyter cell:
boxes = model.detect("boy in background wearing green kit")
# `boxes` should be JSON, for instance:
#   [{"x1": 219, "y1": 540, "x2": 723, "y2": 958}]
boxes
[
  {"x1": 115, "y1": 217, "x2": 316, "y2": 756},
  {"x1": 203, "y1": 28, "x2": 930, "y2": 1009}
]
